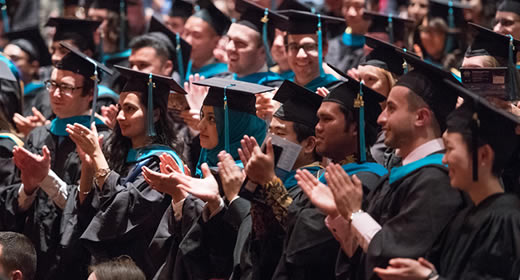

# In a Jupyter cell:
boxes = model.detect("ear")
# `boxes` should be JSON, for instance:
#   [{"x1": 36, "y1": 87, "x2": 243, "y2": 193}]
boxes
[
  {"x1": 478, "y1": 144, "x2": 495, "y2": 171},
  {"x1": 414, "y1": 107, "x2": 432, "y2": 128},
  {"x1": 164, "y1": 60, "x2": 174, "y2": 76},
  {"x1": 301, "y1": 136, "x2": 317, "y2": 155},
  {"x1": 10, "y1": 270, "x2": 23, "y2": 280}
]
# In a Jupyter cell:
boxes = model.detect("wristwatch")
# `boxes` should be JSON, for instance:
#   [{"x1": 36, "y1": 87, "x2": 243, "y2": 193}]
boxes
[
  {"x1": 350, "y1": 209, "x2": 364, "y2": 222},
  {"x1": 94, "y1": 168, "x2": 111, "y2": 186}
]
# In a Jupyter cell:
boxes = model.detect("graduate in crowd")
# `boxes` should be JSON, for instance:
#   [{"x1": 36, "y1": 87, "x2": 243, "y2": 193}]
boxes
[
  {"x1": 141, "y1": 78, "x2": 272, "y2": 279},
  {"x1": 182, "y1": 0, "x2": 231, "y2": 79},
  {"x1": 0, "y1": 43, "x2": 112, "y2": 280},
  {"x1": 164, "y1": 0, "x2": 194, "y2": 35},
  {"x1": 326, "y1": 0, "x2": 372, "y2": 73},
  {"x1": 407, "y1": 0, "x2": 429, "y2": 25},
  {"x1": 61, "y1": 66, "x2": 186, "y2": 279},
  {"x1": 375, "y1": 80, "x2": 520, "y2": 280},
  {"x1": 493, "y1": 0, "x2": 520, "y2": 58},
  {"x1": 362, "y1": 11, "x2": 414, "y2": 47},
  {"x1": 277, "y1": 10, "x2": 343, "y2": 92},
  {"x1": 4, "y1": 28, "x2": 52, "y2": 120},
  {"x1": 300, "y1": 46, "x2": 467, "y2": 280}
]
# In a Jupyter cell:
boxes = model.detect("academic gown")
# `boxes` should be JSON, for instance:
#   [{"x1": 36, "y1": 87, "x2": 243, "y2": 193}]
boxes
[
  {"x1": 338, "y1": 153, "x2": 468, "y2": 280},
  {"x1": 23, "y1": 82, "x2": 53, "y2": 119},
  {"x1": 427, "y1": 193, "x2": 520, "y2": 279},
  {"x1": 325, "y1": 33, "x2": 365, "y2": 73},
  {"x1": 272, "y1": 162, "x2": 387, "y2": 280},
  {"x1": 293, "y1": 74, "x2": 340, "y2": 92},
  {"x1": 0, "y1": 133, "x2": 23, "y2": 187},
  {"x1": 0, "y1": 116, "x2": 110, "y2": 280},
  {"x1": 222, "y1": 71, "x2": 285, "y2": 87},
  {"x1": 62, "y1": 145, "x2": 184, "y2": 277}
]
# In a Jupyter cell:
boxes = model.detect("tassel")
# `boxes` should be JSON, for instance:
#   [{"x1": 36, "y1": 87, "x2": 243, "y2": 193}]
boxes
[
  {"x1": 444, "y1": 1, "x2": 455, "y2": 54},
  {"x1": 402, "y1": 48, "x2": 409, "y2": 74},
  {"x1": 90, "y1": 66, "x2": 99, "y2": 124},
  {"x1": 119, "y1": 0, "x2": 126, "y2": 51},
  {"x1": 1, "y1": 1, "x2": 8, "y2": 33},
  {"x1": 147, "y1": 73, "x2": 156, "y2": 136},
  {"x1": 176, "y1": 33, "x2": 186, "y2": 84},
  {"x1": 387, "y1": 14, "x2": 394, "y2": 44},
  {"x1": 317, "y1": 14, "x2": 324, "y2": 77},
  {"x1": 185, "y1": 60, "x2": 193, "y2": 82},
  {"x1": 223, "y1": 84, "x2": 236, "y2": 152},
  {"x1": 507, "y1": 34, "x2": 518, "y2": 100},
  {"x1": 354, "y1": 82, "x2": 366, "y2": 162},
  {"x1": 262, "y1": 8, "x2": 275, "y2": 68}
]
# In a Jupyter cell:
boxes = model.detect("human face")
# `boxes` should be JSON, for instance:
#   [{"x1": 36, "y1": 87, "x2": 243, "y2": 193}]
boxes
[
  {"x1": 358, "y1": 65, "x2": 391, "y2": 96},
  {"x1": 442, "y1": 131, "x2": 473, "y2": 190},
  {"x1": 182, "y1": 16, "x2": 220, "y2": 67},
  {"x1": 377, "y1": 86, "x2": 416, "y2": 150},
  {"x1": 461, "y1": 55, "x2": 495, "y2": 68},
  {"x1": 129, "y1": 46, "x2": 173, "y2": 75},
  {"x1": 493, "y1": 11, "x2": 520, "y2": 39},
  {"x1": 287, "y1": 34, "x2": 321, "y2": 85},
  {"x1": 4, "y1": 44, "x2": 37, "y2": 83},
  {"x1": 462, "y1": 0, "x2": 482, "y2": 23},
  {"x1": 419, "y1": 28, "x2": 446, "y2": 60},
  {"x1": 88, "y1": 8, "x2": 109, "y2": 46},
  {"x1": 116, "y1": 92, "x2": 147, "y2": 141},
  {"x1": 198, "y1": 105, "x2": 219, "y2": 149},
  {"x1": 226, "y1": 23, "x2": 266, "y2": 76},
  {"x1": 407, "y1": 0, "x2": 429, "y2": 24},
  {"x1": 315, "y1": 102, "x2": 356, "y2": 160},
  {"x1": 48, "y1": 68, "x2": 92, "y2": 119},
  {"x1": 270, "y1": 117, "x2": 299, "y2": 143},
  {"x1": 342, "y1": 0, "x2": 370, "y2": 35},
  {"x1": 165, "y1": 16, "x2": 187, "y2": 34},
  {"x1": 271, "y1": 29, "x2": 289, "y2": 72}
]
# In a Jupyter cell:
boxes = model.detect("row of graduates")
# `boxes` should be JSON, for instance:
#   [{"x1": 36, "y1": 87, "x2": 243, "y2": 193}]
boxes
[{"x1": 0, "y1": 1, "x2": 520, "y2": 280}]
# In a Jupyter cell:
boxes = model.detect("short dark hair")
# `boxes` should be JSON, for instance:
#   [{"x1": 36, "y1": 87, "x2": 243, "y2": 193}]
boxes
[
  {"x1": 292, "y1": 121, "x2": 321, "y2": 161},
  {"x1": 339, "y1": 105, "x2": 379, "y2": 147},
  {"x1": 58, "y1": 32, "x2": 96, "y2": 53},
  {"x1": 0, "y1": 232, "x2": 37, "y2": 280},
  {"x1": 81, "y1": 75, "x2": 95, "y2": 97},
  {"x1": 88, "y1": 256, "x2": 145, "y2": 280},
  {"x1": 129, "y1": 34, "x2": 171, "y2": 61}
]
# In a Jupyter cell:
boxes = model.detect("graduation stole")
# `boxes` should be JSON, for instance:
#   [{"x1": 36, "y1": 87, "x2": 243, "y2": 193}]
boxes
[
  {"x1": 50, "y1": 115, "x2": 105, "y2": 136},
  {"x1": 342, "y1": 27, "x2": 365, "y2": 48}
]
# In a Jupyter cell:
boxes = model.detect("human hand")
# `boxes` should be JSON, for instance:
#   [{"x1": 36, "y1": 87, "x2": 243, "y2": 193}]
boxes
[
  {"x1": 175, "y1": 163, "x2": 221, "y2": 211},
  {"x1": 316, "y1": 87, "x2": 330, "y2": 97},
  {"x1": 184, "y1": 74, "x2": 208, "y2": 112},
  {"x1": 217, "y1": 151, "x2": 245, "y2": 201},
  {"x1": 256, "y1": 89, "x2": 279, "y2": 120},
  {"x1": 374, "y1": 258, "x2": 434, "y2": 280},
  {"x1": 326, "y1": 164, "x2": 363, "y2": 219},
  {"x1": 296, "y1": 169, "x2": 338, "y2": 217},
  {"x1": 100, "y1": 104, "x2": 118, "y2": 129},
  {"x1": 180, "y1": 109, "x2": 201, "y2": 132},
  {"x1": 346, "y1": 68, "x2": 360, "y2": 81},
  {"x1": 66, "y1": 122, "x2": 102, "y2": 157},
  {"x1": 13, "y1": 107, "x2": 50, "y2": 136},
  {"x1": 239, "y1": 136, "x2": 275, "y2": 185},
  {"x1": 13, "y1": 145, "x2": 51, "y2": 194},
  {"x1": 142, "y1": 165, "x2": 188, "y2": 202}
]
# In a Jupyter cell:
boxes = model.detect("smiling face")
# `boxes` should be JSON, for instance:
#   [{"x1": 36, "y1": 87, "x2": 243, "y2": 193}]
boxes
[
  {"x1": 225, "y1": 23, "x2": 266, "y2": 76},
  {"x1": 442, "y1": 131, "x2": 473, "y2": 190},
  {"x1": 494, "y1": 11, "x2": 520, "y2": 40},
  {"x1": 197, "y1": 105, "x2": 219, "y2": 149},
  {"x1": 287, "y1": 34, "x2": 322, "y2": 85},
  {"x1": 49, "y1": 68, "x2": 92, "y2": 119}
]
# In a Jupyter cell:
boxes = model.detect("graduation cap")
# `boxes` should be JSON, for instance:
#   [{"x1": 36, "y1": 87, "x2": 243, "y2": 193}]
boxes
[
  {"x1": 235, "y1": 0, "x2": 289, "y2": 67},
  {"x1": 45, "y1": 17, "x2": 101, "y2": 53},
  {"x1": 324, "y1": 75, "x2": 385, "y2": 162},
  {"x1": 170, "y1": 0, "x2": 194, "y2": 18},
  {"x1": 276, "y1": 0, "x2": 311, "y2": 12},
  {"x1": 193, "y1": 0, "x2": 231, "y2": 36},
  {"x1": 5, "y1": 27, "x2": 52, "y2": 66},
  {"x1": 360, "y1": 35, "x2": 417, "y2": 76},
  {"x1": 427, "y1": 0, "x2": 471, "y2": 53},
  {"x1": 194, "y1": 77, "x2": 274, "y2": 152},
  {"x1": 465, "y1": 22, "x2": 520, "y2": 100},
  {"x1": 444, "y1": 78, "x2": 520, "y2": 181},
  {"x1": 393, "y1": 47, "x2": 459, "y2": 132},
  {"x1": 363, "y1": 11, "x2": 414, "y2": 44},
  {"x1": 116, "y1": 65, "x2": 187, "y2": 136},
  {"x1": 498, "y1": 0, "x2": 520, "y2": 15},
  {"x1": 57, "y1": 42, "x2": 114, "y2": 124},
  {"x1": 148, "y1": 15, "x2": 192, "y2": 84},
  {"x1": 273, "y1": 80, "x2": 323, "y2": 128},
  {"x1": 90, "y1": 0, "x2": 128, "y2": 51}
]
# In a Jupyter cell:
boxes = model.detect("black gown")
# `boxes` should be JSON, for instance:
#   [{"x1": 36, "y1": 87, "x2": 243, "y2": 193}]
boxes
[
  {"x1": 0, "y1": 121, "x2": 110, "y2": 280},
  {"x1": 0, "y1": 132, "x2": 22, "y2": 187},
  {"x1": 427, "y1": 193, "x2": 520, "y2": 279},
  {"x1": 23, "y1": 82, "x2": 53, "y2": 119},
  {"x1": 340, "y1": 153, "x2": 468, "y2": 280},
  {"x1": 325, "y1": 35, "x2": 365, "y2": 73}
]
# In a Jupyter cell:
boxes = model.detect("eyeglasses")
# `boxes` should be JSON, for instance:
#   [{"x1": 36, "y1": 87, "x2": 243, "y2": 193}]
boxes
[
  {"x1": 493, "y1": 18, "x2": 520, "y2": 28},
  {"x1": 44, "y1": 80, "x2": 83, "y2": 95},
  {"x1": 287, "y1": 43, "x2": 319, "y2": 54}
]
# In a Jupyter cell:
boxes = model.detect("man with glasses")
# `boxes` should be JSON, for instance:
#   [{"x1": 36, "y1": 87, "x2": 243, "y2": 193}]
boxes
[
  {"x1": 0, "y1": 47, "x2": 111, "y2": 280},
  {"x1": 494, "y1": 0, "x2": 520, "y2": 43}
]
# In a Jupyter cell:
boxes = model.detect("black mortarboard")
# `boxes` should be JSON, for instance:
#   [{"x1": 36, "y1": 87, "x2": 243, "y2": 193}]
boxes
[
  {"x1": 324, "y1": 75, "x2": 385, "y2": 162},
  {"x1": 428, "y1": 0, "x2": 470, "y2": 31},
  {"x1": 58, "y1": 42, "x2": 114, "y2": 123},
  {"x1": 195, "y1": 77, "x2": 274, "y2": 114},
  {"x1": 148, "y1": 15, "x2": 192, "y2": 84},
  {"x1": 394, "y1": 47, "x2": 459, "y2": 131},
  {"x1": 444, "y1": 78, "x2": 520, "y2": 181},
  {"x1": 45, "y1": 17, "x2": 101, "y2": 53},
  {"x1": 276, "y1": 0, "x2": 311, "y2": 12},
  {"x1": 498, "y1": 0, "x2": 520, "y2": 15},
  {"x1": 170, "y1": 0, "x2": 194, "y2": 18},
  {"x1": 5, "y1": 28, "x2": 52, "y2": 66},
  {"x1": 0, "y1": 59, "x2": 17, "y2": 82},
  {"x1": 360, "y1": 35, "x2": 417, "y2": 76},
  {"x1": 363, "y1": 11, "x2": 414, "y2": 44},
  {"x1": 278, "y1": 10, "x2": 343, "y2": 35},
  {"x1": 193, "y1": 0, "x2": 231, "y2": 36},
  {"x1": 273, "y1": 80, "x2": 323, "y2": 128},
  {"x1": 116, "y1": 65, "x2": 187, "y2": 136}
]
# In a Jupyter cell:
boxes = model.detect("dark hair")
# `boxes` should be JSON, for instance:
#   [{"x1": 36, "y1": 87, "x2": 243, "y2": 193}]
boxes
[
  {"x1": 0, "y1": 232, "x2": 37, "y2": 280},
  {"x1": 292, "y1": 121, "x2": 322, "y2": 161},
  {"x1": 105, "y1": 10, "x2": 129, "y2": 49},
  {"x1": 339, "y1": 105, "x2": 379, "y2": 148},
  {"x1": 59, "y1": 32, "x2": 96, "y2": 53},
  {"x1": 81, "y1": 76, "x2": 95, "y2": 97},
  {"x1": 103, "y1": 89, "x2": 182, "y2": 173},
  {"x1": 129, "y1": 34, "x2": 171, "y2": 61},
  {"x1": 88, "y1": 256, "x2": 145, "y2": 280}
]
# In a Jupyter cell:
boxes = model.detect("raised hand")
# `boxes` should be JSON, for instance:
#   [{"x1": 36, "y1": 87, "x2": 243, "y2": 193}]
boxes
[
  {"x1": 142, "y1": 166, "x2": 188, "y2": 203},
  {"x1": 175, "y1": 163, "x2": 220, "y2": 207},
  {"x1": 184, "y1": 74, "x2": 208, "y2": 112},
  {"x1": 296, "y1": 169, "x2": 339, "y2": 217},
  {"x1": 13, "y1": 107, "x2": 50, "y2": 137},
  {"x1": 325, "y1": 164, "x2": 363, "y2": 219},
  {"x1": 217, "y1": 151, "x2": 245, "y2": 201},
  {"x1": 66, "y1": 122, "x2": 102, "y2": 157},
  {"x1": 13, "y1": 145, "x2": 51, "y2": 194},
  {"x1": 255, "y1": 89, "x2": 279, "y2": 120},
  {"x1": 100, "y1": 104, "x2": 118, "y2": 129},
  {"x1": 373, "y1": 258, "x2": 434, "y2": 280},
  {"x1": 237, "y1": 135, "x2": 257, "y2": 165},
  {"x1": 242, "y1": 137, "x2": 276, "y2": 185},
  {"x1": 180, "y1": 109, "x2": 201, "y2": 132}
]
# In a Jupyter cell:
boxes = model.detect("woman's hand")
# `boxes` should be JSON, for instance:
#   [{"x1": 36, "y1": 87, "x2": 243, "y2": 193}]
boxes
[
  {"x1": 217, "y1": 151, "x2": 245, "y2": 201},
  {"x1": 175, "y1": 163, "x2": 222, "y2": 212},
  {"x1": 66, "y1": 122, "x2": 103, "y2": 158},
  {"x1": 184, "y1": 74, "x2": 208, "y2": 112},
  {"x1": 180, "y1": 109, "x2": 201, "y2": 132},
  {"x1": 142, "y1": 165, "x2": 188, "y2": 202}
]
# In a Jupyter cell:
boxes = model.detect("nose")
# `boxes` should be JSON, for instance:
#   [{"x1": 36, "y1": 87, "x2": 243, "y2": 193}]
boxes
[
  {"x1": 296, "y1": 47, "x2": 307, "y2": 58},
  {"x1": 377, "y1": 109, "x2": 386, "y2": 126},
  {"x1": 116, "y1": 109, "x2": 124, "y2": 121},
  {"x1": 225, "y1": 39, "x2": 235, "y2": 53},
  {"x1": 441, "y1": 153, "x2": 448, "y2": 165},
  {"x1": 315, "y1": 120, "x2": 323, "y2": 134},
  {"x1": 347, "y1": 6, "x2": 357, "y2": 17},
  {"x1": 131, "y1": 65, "x2": 140, "y2": 71},
  {"x1": 197, "y1": 118, "x2": 206, "y2": 131}
]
